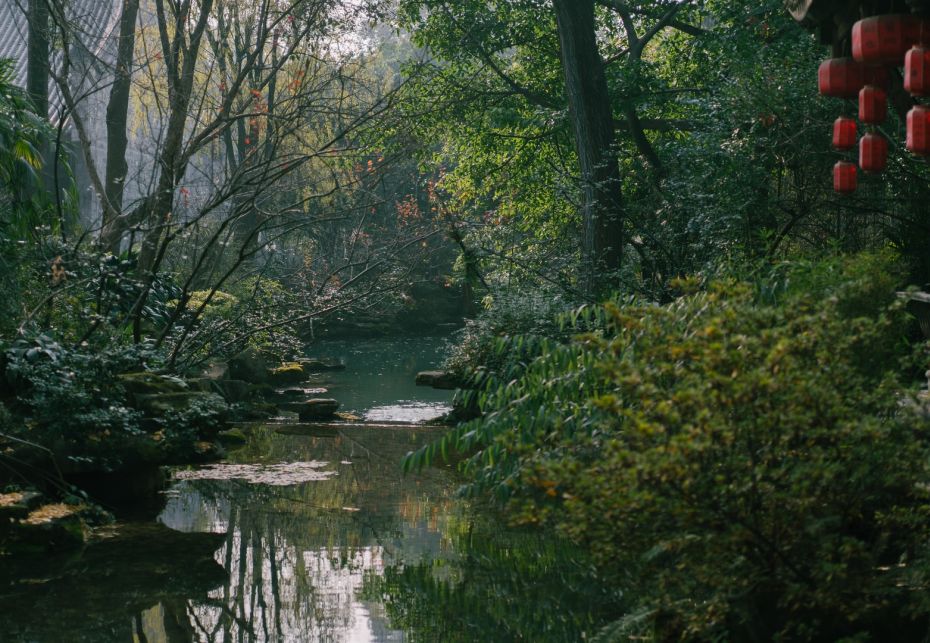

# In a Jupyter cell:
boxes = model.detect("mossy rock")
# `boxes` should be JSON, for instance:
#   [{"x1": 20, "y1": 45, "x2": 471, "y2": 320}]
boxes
[
  {"x1": 7, "y1": 503, "x2": 88, "y2": 553},
  {"x1": 0, "y1": 491, "x2": 44, "y2": 533},
  {"x1": 186, "y1": 378, "x2": 253, "y2": 403},
  {"x1": 228, "y1": 348, "x2": 270, "y2": 384},
  {"x1": 297, "y1": 398, "x2": 340, "y2": 421},
  {"x1": 216, "y1": 428, "x2": 249, "y2": 447},
  {"x1": 131, "y1": 391, "x2": 224, "y2": 416},
  {"x1": 415, "y1": 370, "x2": 460, "y2": 390},
  {"x1": 229, "y1": 401, "x2": 278, "y2": 421},
  {"x1": 267, "y1": 362, "x2": 306, "y2": 384},
  {"x1": 298, "y1": 358, "x2": 346, "y2": 372},
  {"x1": 118, "y1": 372, "x2": 188, "y2": 397}
]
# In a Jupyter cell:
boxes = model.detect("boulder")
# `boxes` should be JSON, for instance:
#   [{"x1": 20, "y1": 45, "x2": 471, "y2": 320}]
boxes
[
  {"x1": 298, "y1": 358, "x2": 346, "y2": 372},
  {"x1": 0, "y1": 490, "x2": 44, "y2": 522},
  {"x1": 118, "y1": 372, "x2": 188, "y2": 397},
  {"x1": 216, "y1": 428, "x2": 249, "y2": 447},
  {"x1": 296, "y1": 398, "x2": 340, "y2": 421},
  {"x1": 228, "y1": 347, "x2": 270, "y2": 384},
  {"x1": 415, "y1": 370, "x2": 460, "y2": 390},
  {"x1": 275, "y1": 386, "x2": 329, "y2": 400},
  {"x1": 131, "y1": 391, "x2": 225, "y2": 416},
  {"x1": 200, "y1": 361, "x2": 229, "y2": 380},
  {"x1": 267, "y1": 362, "x2": 307, "y2": 385},
  {"x1": 11, "y1": 503, "x2": 88, "y2": 552},
  {"x1": 217, "y1": 379, "x2": 253, "y2": 403}
]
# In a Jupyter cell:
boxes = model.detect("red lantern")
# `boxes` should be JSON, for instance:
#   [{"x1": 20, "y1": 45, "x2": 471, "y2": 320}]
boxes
[
  {"x1": 852, "y1": 15, "x2": 927, "y2": 64},
  {"x1": 818, "y1": 58, "x2": 865, "y2": 97},
  {"x1": 859, "y1": 133, "x2": 888, "y2": 173},
  {"x1": 858, "y1": 85, "x2": 887, "y2": 123},
  {"x1": 907, "y1": 105, "x2": 930, "y2": 155},
  {"x1": 905, "y1": 46, "x2": 930, "y2": 96},
  {"x1": 834, "y1": 161, "x2": 858, "y2": 193},
  {"x1": 832, "y1": 117, "x2": 857, "y2": 149}
]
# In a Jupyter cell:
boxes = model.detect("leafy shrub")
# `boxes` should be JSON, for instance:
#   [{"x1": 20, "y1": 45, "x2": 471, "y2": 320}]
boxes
[
  {"x1": 2, "y1": 337, "x2": 150, "y2": 466},
  {"x1": 170, "y1": 276, "x2": 302, "y2": 367},
  {"x1": 2, "y1": 336, "x2": 225, "y2": 469},
  {"x1": 408, "y1": 253, "x2": 930, "y2": 640},
  {"x1": 444, "y1": 286, "x2": 574, "y2": 377}
]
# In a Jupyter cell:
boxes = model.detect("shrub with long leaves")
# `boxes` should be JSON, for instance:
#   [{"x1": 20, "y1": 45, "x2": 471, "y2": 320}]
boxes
[{"x1": 407, "y1": 252, "x2": 930, "y2": 640}]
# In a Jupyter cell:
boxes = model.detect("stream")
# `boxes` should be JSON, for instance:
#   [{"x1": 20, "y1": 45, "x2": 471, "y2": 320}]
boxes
[{"x1": 0, "y1": 336, "x2": 614, "y2": 642}]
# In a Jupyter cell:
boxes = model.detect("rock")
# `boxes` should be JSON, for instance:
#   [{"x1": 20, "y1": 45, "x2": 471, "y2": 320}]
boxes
[
  {"x1": 188, "y1": 378, "x2": 254, "y2": 404},
  {"x1": 131, "y1": 391, "x2": 225, "y2": 416},
  {"x1": 274, "y1": 386, "x2": 329, "y2": 401},
  {"x1": 217, "y1": 379, "x2": 253, "y2": 403},
  {"x1": 267, "y1": 362, "x2": 307, "y2": 385},
  {"x1": 118, "y1": 372, "x2": 188, "y2": 397},
  {"x1": 200, "y1": 361, "x2": 229, "y2": 380},
  {"x1": 228, "y1": 347, "x2": 270, "y2": 384},
  {"x1": 415, "y1": 370, "x2": 460, "y2": 390},
  {"x1": 0, "y1": 490, "x2": 44, "y2": 521},
  {"x1": 216, "y1": 428, "x2": 249, "y2": 447},
  {"x1": 12, "y1": 503, "x2": 88, "y2": 552},
  {"x1": 229, "y1": 401, "x2": 278, "y2": 421},
  {"x1": 296, "y1": 398, "x2": 340, "y2": 421},
  {"x1": 298, "y1": 358, "x2": 346, "y2": 372}
]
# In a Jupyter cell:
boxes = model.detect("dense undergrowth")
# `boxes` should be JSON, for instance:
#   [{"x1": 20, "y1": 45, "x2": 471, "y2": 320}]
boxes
[{"x1": 408, "y1": 252, "x2": 930, "y2": 640}]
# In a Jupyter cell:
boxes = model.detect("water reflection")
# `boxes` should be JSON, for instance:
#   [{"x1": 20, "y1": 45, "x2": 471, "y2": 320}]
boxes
[
  {"x1": 305, "y1": 337, "x2": 453, "y2": 422},
  {"x1": 1, "y1": 337, "x2": 614, "y2": 641},
  {"x1": 0, "y1": 523, "x2": 226, "y2": 642},
  {"x1": 153, "y1": 426, "x2": 615, "y2": 642},
  {"x1": 158, "y1": 426, "x2": 457, "y2": 642},
  {"x1": 0, "y1": 429, "x2": 612, "y2": 641}
]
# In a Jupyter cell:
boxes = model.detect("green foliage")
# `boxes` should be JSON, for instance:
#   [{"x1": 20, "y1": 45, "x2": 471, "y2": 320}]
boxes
[
  {"x1": 1, "y1": 335, "x2": 226, "y2": 469},
  {"x1": 443, "y1": 287, "x2": 573, "y2": 378},
  {"x1": 0, "y1": 58, "x2": 52, "y2": 234},
  {"x1": 408, "y1": 253, "x2": 930, "y2": 639},
  {"x1": 169, "y1": 276, "x2": 302, "y2": 367},
  {"x1": 2, "y1": 337, "x2": 149, "y2": 466}
]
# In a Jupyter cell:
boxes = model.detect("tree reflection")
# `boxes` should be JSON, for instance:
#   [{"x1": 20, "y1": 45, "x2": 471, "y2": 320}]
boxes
[
  {"x1": 152, "y1": 425, "x2": 616, "y2": 642},
  {"x1": 160, "y1": 426, "x2": 456, "y2": 641},
  {"x1": 362, "y1": 512, "x2": 620, "y2": 642}
]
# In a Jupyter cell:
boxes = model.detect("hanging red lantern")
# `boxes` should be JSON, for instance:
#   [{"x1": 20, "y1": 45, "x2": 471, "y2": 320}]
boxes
[
  {"x1": 858, "y1": 85, "x2": 888, "y2": 123},
  {"x1": 905, "y1": 46, "x2": 930, "y2": 96},
  {"x1": 907, "y1": 105, "x2": 930, "y2": 155},
  {"x1": 834, "y1": 161, "x2": 858, "y2": 193},
  {"x1": 859, "y1": 133, "x2": 888, "y2": 173},
  {"x1": 818, "y1": 58, "x2": 866, "y2": 97},
  {"x1": 832, "y1": 117, "x2": 857, "y2": 149},
  {"x1": 852, "y1": 15, "x2": 927, "y2": 64}
]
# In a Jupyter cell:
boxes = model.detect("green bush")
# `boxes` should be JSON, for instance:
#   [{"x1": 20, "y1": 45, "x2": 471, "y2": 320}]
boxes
[
  {"x1": 443, "y1": 288, "x2": 571, "y2": 377},
  {"x1": 408, "y1": 253, "x2": 930, "y2": 640},
  {"x1": 1, "y1": 336, "x2": 225, "y2": 470},
  {"x1": 170, "y1": 276, "x2": 302, "y2": 367}
]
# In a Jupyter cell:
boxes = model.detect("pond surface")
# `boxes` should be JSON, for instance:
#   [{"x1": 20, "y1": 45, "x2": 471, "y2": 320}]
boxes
[
  {"x1": 304, "y1": 336, "x2": 454, "y2": 423},
  {"x1": 0, "y1": 337, "x2": 616, "y2": 642}
]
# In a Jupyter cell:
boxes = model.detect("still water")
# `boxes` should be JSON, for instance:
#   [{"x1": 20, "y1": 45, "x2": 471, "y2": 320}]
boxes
[
  {"x1": 0, "y1": 337, "x2": 614, "y2": 642},
  {"x1": 301, "y1": 337, "x2": 454, "y2": 423}
]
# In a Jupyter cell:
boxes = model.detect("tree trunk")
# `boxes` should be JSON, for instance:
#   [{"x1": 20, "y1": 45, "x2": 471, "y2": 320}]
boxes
[
  {"x1": 553, "y1": 0, "x2": 624, "y2": 297},
  {"x1": 26, "y1": 0, "x2": 50, "y2": 118},
  {"x1": 27, "y1": 0, "x2": 53, "y2": 196},
  {"x1": 101, "y1": 0, "x2": 140, "y2": 254}
]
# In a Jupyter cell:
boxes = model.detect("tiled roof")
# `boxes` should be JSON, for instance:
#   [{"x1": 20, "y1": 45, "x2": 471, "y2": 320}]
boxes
[{"x1": 0, "y1": 0, "x2": 122, "y2": 120}]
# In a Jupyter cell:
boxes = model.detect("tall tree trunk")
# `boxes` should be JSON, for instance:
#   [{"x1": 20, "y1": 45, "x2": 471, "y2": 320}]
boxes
[
  {"x1": 553, "y1": 0, "x2": 624, "y2": 296},
  {"x1": 27, "y1": 0, "x2": 53, "y2": 197},
  {"x1": 101, "y1": 0, "x2": 140, "y2": 254},
  {"x1": 26, "y1": 0, "x2": 50, "y2": 118}
]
